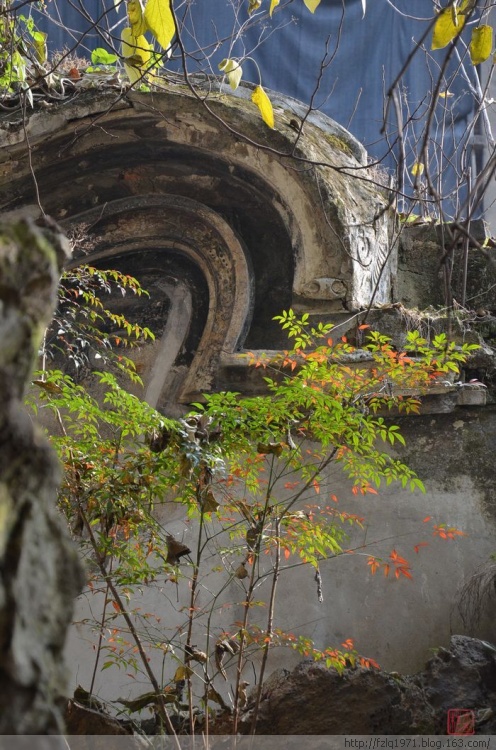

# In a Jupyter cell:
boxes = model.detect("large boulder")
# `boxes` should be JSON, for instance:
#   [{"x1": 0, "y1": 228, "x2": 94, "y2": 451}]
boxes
[
  {"x1": 238, "y1": 636, "x2": 496, "y2": 734},
  {"x1": 0, "y1": 219, "x2": 83, "y2": 733}
]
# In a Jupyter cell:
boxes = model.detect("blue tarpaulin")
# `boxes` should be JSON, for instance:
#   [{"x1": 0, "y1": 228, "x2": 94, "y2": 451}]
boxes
[{"x1": 37, "y1": 0, "x2": 479, "y2": 215}]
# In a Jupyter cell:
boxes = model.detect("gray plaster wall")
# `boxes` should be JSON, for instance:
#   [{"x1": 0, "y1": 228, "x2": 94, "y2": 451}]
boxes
[{"x1": 64, "y1": 406, "x2": 496, "y2": 710}]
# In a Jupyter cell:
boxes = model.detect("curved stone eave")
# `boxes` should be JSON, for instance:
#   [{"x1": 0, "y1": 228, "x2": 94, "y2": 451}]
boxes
[{"x1": 0, "y1": 86, "x2": 394, "y2": 313}]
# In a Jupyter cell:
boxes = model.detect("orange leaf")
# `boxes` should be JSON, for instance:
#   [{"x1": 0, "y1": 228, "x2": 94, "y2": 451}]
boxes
[
  {"x1": 358, "y1": 324, "x2": 370, "y2": 330},
  {"x1": 367, "y1": 557, "x2": 379, "y2": 575},
  {"x1": 423, "y1": 516, "x2": 432, "y2": 523},
  {"x1": 361, "y1": 656, "x2": 380, "y2": 670},
  {"x1": 112, "y1": 601, "x2": 121, "y2": 613},
  {"x1": 383, "y1": 564, "x2": 390, "y2": 577},
  {"x1": 341, "y1": 638, "x2": 354, "y2": 649},
  {"x1": 414, "y1": 542, "x2": 429, "y2": 554},
  {"x1": 312, "y1": 479, "x2": 320, "y2": 494},
  {"x1": 284, "y1": 548, "x2": 290, "y2": 560},
  {"x1": 390, "y1": 550, "x2": 409, "y2": 566}
]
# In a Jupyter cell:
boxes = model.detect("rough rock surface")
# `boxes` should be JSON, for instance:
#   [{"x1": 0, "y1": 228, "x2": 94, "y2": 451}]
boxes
[
  {"x1": 238, "y1": 636, "x2": 496, "y2": 734},
  {"x1": 65, "y1": 701, "x2": 133, "y2": 735},
  {"x1": 0, "y1": 219, "x2": 83, "y2": 732},
  {"x1": 413, "y1": 635, "x2": 496, "y2": 734}
]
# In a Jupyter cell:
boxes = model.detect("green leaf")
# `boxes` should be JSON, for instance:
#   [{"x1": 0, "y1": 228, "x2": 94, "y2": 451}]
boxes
[
  {"x1": 470, "y1": 25, "x2": 493, "y2": 65},
  {"x1": 252, "y1": 85, "x2": 275, "y2": 128},
  {"x1": 91, "y1": 48, "x2": 118, "y2": 65},
  {"x1": 432, "y1": 6, "x2": 465, "y2": 50},
  {"x1": 303, "y1": 0, "x2": 321, "y2": 12},
  {"x1": 144, "y1": 0, "x2": 175, "y2": 51}
]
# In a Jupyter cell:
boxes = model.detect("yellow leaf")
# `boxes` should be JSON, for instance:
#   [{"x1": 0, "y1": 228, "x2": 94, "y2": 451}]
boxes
[
  {"x1": 303, "y1": 0, "x2": 321, "y2": 13},
  {"x1": 122, "y1": 28, "x2": 153, "y2": 64},
  {"x1": 122, "y1": 27, "x2": 153, "y2": 83},
  {"x1": 174, "y1": 665, "x2": 192, "y2": 681},
  {"x1": 432, "y1": 6, "x2": 465, "y2": 50},
  {"x1": 33, "y1": 31, "x2": 47, "y2": 64},
  {"x1": 411, "y1": 162, "x2": 424, "y2": 177},
  {"x1": 219, "y1": 58, "x2": 243, "y2": 90},
  {"x1": 459, "y1": 0, "x2": 478, "y2": 15},
  {"x1": 218, "y1": 58, "x2": 234, "y2": 73},
  {"x1": 251, "y1": 85, "x2": 275, "y2": 129},
  {"x1": 470, "y1": 25, "x2": 493, "y2": 65},
  {"x1": 248, "y1": 0, "x2": 261, "y2": 14},
  {"x1": 127, "y1": 0, "x2": 148, "y2": 36},
  {"x1": 269, "y1": 0, "x2": 280, "y2": 16},
  {"x1": 144, "y1": 0, "x2": 175, "y2": 51},
  {"x1": 228, "y1": 65, "x2": 243, "y2": 90},
  {"x1": 122, "y1": 26, "x2": 136, "y2": 57}
]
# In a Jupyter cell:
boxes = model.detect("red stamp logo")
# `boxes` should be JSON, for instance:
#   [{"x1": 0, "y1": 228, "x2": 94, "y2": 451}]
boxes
[{"x1": 447, "y1": 708, "x2": 476, "y2": 735}]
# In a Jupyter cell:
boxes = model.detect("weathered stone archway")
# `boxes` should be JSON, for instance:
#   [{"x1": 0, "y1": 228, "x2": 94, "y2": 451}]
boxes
[
  {"x1": 66, "y1": 193, "x2": 253, "y2": 405},
  {"x1": 0, "y1": 87, "x2": 395, "y2": 409}
]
